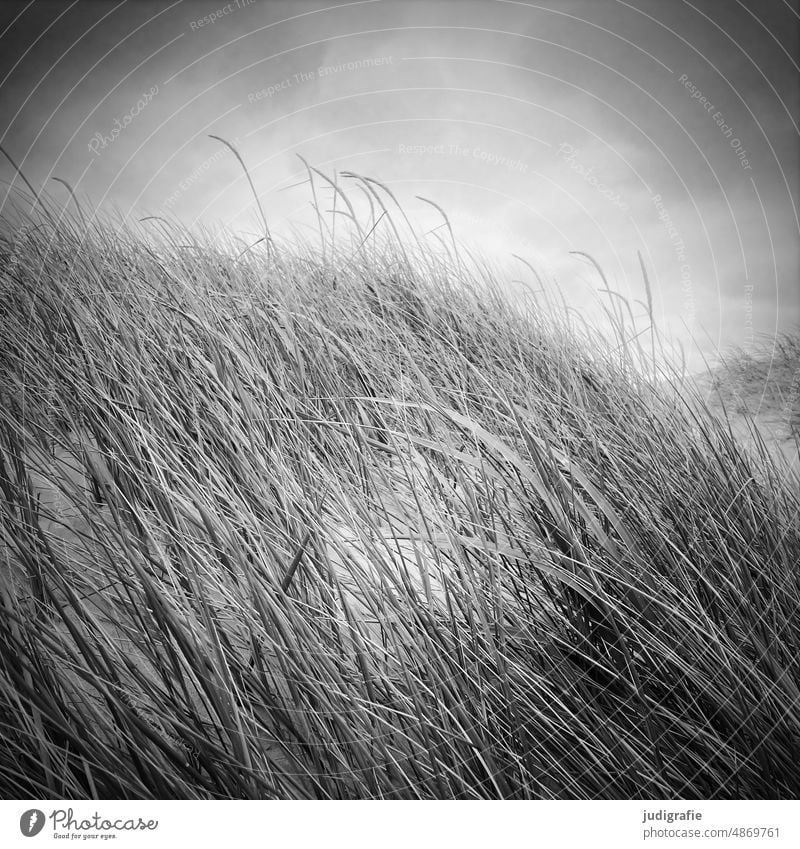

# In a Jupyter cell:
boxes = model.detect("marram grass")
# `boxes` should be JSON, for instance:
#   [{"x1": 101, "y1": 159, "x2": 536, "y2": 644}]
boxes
[{"x1": 0, "y1": 181, "x2": 798, "y2": 800}]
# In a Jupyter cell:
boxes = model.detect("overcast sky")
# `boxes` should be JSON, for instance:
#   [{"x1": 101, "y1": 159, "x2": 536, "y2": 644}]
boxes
[{"x1": 1, "y1": 0, "x2": 797, "y2": 366}]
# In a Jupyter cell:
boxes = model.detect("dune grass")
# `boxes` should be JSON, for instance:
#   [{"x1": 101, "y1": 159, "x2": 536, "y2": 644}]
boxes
[{"x1": 0, "y1": 176, "x2": 799, "y2": 800}]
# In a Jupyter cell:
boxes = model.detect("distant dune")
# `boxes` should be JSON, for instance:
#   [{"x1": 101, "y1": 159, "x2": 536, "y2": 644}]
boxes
[{"x1": 691, "y1": 336, "x2": 800, "y2": 471}]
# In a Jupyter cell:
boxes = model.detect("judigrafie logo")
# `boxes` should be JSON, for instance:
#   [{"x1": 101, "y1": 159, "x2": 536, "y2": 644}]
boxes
[{"x1": 19, "y1": 809, "x2": 45, "y2": 837}]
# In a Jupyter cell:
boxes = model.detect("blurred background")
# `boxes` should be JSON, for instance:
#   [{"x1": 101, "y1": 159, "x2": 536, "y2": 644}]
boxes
[{"x1": 1, "y1": 0, "x2": 797, "y2": 370}]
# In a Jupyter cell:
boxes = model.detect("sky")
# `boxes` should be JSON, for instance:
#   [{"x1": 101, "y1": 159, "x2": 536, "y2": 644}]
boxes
[{"x1": 1, "y1": 0, "x2": 798, "y2": 368}]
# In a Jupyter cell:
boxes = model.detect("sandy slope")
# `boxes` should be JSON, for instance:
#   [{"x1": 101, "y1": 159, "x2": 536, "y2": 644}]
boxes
[{"x1": 689, "y1": 346, "x2": 800, "y2": 473}]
